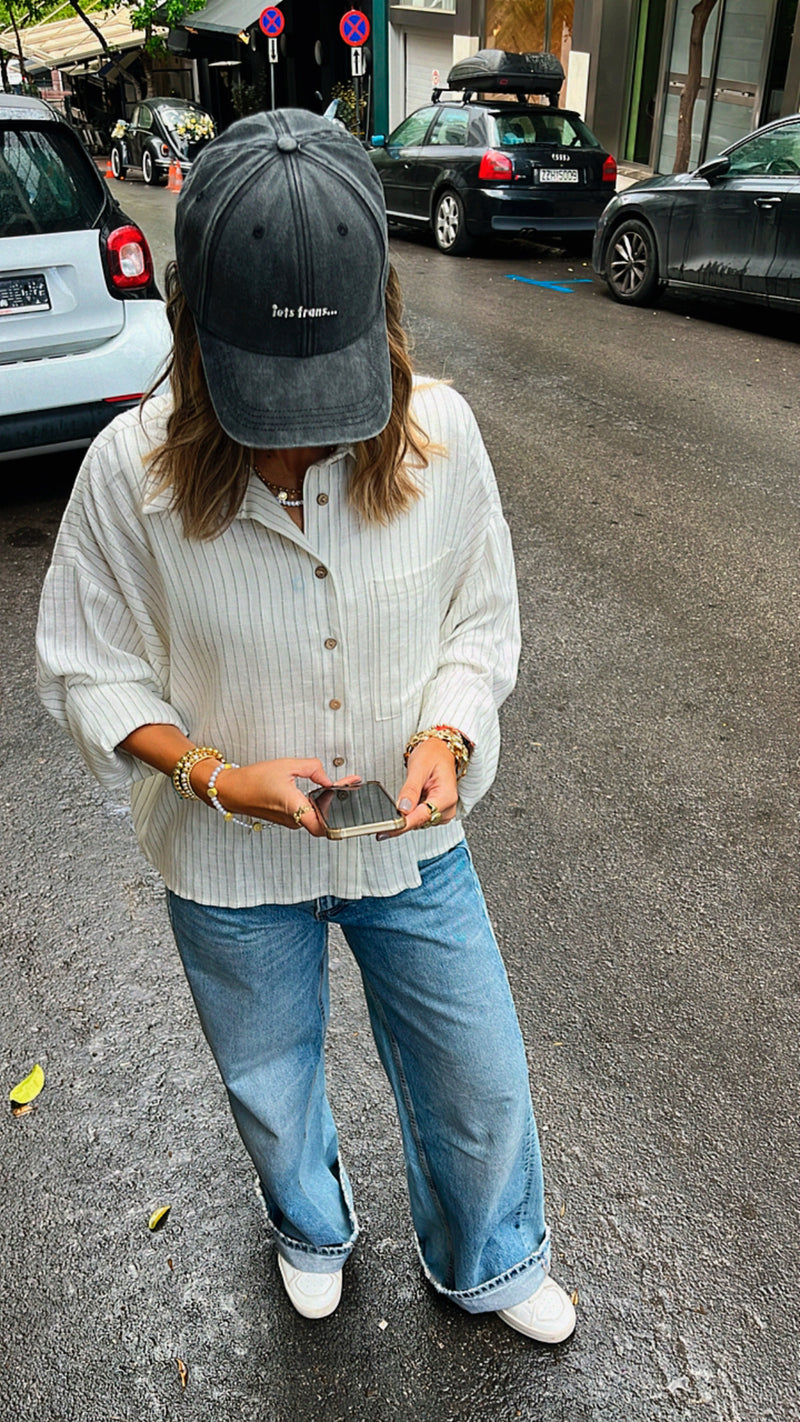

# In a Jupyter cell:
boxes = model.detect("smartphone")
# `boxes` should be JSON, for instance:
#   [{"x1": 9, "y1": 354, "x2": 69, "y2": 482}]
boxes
[{"x1": 310, "y1": 782, "x2": 406, "y2": 840}]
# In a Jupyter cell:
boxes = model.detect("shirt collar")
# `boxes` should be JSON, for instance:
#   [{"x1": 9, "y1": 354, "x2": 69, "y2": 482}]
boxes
[{"x1": 141, "y1": 446, "x2": 353, "y2": 529}]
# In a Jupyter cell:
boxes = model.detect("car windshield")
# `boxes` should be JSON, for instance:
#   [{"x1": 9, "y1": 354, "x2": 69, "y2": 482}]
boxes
[
  {"x1": 158, "y1": 105, "x2": 207, "y2": 135},
  {"x1": 0, "y1": 124, "x2": 103, "y2": 236},
  {"x1": 488, "y1": 111, "x2": 602, "y2": 149}
]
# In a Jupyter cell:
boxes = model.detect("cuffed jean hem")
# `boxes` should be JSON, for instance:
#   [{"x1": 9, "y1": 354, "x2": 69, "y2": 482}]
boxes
[
  {"x1": 253, "y1": 1170, "x2": 359, "y2": 1274},
  {"x1": 416, "y1": 1227, "x2": 552, "y2": 1316}
]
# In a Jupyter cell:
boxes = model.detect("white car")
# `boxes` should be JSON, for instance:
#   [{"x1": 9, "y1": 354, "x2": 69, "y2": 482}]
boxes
[{"x1": 0, "y1": 93, "x2": 170, "y2": 461}]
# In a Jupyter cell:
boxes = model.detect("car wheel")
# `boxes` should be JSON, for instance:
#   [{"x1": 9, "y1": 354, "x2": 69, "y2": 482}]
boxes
[
  {"x1": 142, "y1": 149, "x2": 158, "y2": 186},
  {"x1": 606, "y1": 218, "x2": 661, "y2": 305},
  {"x1": 433, "y1": 189, "x2": 473, "y2": 256},
  {"x1": 110, "y1": 144, "x2": 125, "y2": 180}
]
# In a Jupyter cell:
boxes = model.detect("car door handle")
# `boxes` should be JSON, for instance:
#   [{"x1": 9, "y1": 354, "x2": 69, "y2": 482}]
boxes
[{"x1": 754, "y1": 196, "x2": 782, "y2": 208}]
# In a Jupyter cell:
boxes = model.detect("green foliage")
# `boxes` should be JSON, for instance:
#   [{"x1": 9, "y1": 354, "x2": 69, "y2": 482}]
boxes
[
  {"x1": 231, "y1": 74, "x2": 266, "y2": 118},
  {"x1": 130, "y1": 0, "x2": 207, "y2": 45},
  {"x1": 330, "y1": 80, "x2": 366, "y2": 137}
]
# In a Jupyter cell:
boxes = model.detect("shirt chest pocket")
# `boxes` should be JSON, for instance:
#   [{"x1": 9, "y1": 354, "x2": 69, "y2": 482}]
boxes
[{"x1": 366, "y1": 553, "x2": 451, "y2": 722}]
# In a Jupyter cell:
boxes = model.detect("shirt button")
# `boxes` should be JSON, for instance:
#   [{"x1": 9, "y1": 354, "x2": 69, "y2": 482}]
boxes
[
  {"x1": 314, "y1": 565, "x2": 328, "y2": 579},
  {"x1": 329, "y1": 698, "x2": 342, "y2": 710},
  {"x1": 317, "y1": 493, "x2": 329, "y2": 505},
  {"x1": 332, "y1": 756, "x2": 344, "y2": 767},
  {"x1": 324, "y1": 637, "x2": 337, "y2": 650}
]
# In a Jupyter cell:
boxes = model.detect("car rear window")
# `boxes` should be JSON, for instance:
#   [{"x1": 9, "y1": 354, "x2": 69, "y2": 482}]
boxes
[
  {"x1": 0, "y1": 124, "x2": 104, "y2": 237},
  {"x1": 489, "y1": 111, "x2": 602, "y2": 149}
]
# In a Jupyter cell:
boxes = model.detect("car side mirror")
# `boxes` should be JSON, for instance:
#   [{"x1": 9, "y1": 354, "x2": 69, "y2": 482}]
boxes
[
  {"x1": 696, "y1": 155, "x2": 730, "y2": 184},
  {"x1": 370, "y1": 134, "x2": 386, "y2": 147}
]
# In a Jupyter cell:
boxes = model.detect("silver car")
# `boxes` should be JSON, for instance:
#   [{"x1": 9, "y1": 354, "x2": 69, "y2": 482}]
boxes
[{"x1": 0, "y1": 94, "x2": 170, "y2": 461}]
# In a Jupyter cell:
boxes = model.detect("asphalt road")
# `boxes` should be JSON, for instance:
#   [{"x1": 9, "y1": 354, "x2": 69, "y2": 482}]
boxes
[{"x1": 2, "y1": 178, "x2": 798, "y2": 1422}]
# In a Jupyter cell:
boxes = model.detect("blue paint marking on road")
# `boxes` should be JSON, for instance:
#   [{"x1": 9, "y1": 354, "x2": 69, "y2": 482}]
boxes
[{"x1": 506, "y1": 275, "x2": 594, "y2": 294}]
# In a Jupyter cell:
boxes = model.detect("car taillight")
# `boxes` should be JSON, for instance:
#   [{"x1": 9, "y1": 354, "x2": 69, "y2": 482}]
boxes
[
  {"x1": 103, "y1": 224, "x2": 153, "y2": 291},
  {"x1": 478, "y1": 149, "x2": 513, "y2": 180},
  {"x1": 602, "y1": 154, "x2": 617, "y2": 183}
]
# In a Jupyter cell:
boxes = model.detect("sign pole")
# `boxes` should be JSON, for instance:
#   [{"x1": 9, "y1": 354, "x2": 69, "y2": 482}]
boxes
[
  {"x1": 341, "y1": 11, "x2": 370, "y2": 140},
  {"x1": 259, "y1": 7, "x2": 284, "y2": 111}
]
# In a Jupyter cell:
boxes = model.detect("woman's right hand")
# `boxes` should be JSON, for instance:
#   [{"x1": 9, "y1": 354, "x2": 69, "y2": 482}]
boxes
[{"x1": 190, "y1": 757, "x2": 344, "y2": 835}]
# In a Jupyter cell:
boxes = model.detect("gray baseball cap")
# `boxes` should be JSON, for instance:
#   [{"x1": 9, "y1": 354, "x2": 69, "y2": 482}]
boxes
[{"x1": 174, "y1": 108, "x2": 392, "y2": 449}]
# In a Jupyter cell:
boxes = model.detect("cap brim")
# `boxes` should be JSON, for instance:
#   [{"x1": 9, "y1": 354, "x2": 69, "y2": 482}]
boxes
[{"x1": 195, "y1": 309, "x2": 393, "y2": 449}]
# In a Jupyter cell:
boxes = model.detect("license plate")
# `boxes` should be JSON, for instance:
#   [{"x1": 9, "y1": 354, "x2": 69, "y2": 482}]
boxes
[
  {"x1": 539, "y1": 168, "x2": 580, "y2": 184},
  {"x1": 0, "y1": 273, "x2": 50, "y2": 315}
]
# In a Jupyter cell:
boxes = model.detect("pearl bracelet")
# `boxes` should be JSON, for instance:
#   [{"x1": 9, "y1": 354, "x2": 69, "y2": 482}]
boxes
[{"x1": 207, "y1": 761, "x2": 264, "y2": 833}]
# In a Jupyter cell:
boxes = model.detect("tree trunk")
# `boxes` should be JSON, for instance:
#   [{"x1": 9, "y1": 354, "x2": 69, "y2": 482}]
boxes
[
  {"x1": 673, "y1": 0, "x2": 719, "y2": 172},
  {"x1": 0, "y1": 49, "x2": 10, "y2": 93},
  {"x1": 6, "y1": 3, "x2": 29, "y2": 92},
  {"x1": 65, "y1": 0, "x2": 110, "y2": 55}
]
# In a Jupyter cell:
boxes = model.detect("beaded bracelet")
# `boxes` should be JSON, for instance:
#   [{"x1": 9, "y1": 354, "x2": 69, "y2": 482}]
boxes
[
  {"x1": 172, "y1": 746, "x2": 223, "y2": 800},
  {"x1": 403, "y1": 725, "x2": 473, "y2": 780},
  {"x1": 207, "y1": 760, "x2": 264, "y2": 833}
]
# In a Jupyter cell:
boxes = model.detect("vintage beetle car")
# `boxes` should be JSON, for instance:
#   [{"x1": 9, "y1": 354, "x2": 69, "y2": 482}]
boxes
[
  {"x1": 110, "y1": 98, "x2": 215, "y2": 185},
  {"x1": 370, "y1": 50, "x2": 616, "y2": 255}
]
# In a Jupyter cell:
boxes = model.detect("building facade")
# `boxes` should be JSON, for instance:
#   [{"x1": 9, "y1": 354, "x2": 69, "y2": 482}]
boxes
[{"x1": 574, "y1": 0, "x2": 800, "y2": 173}]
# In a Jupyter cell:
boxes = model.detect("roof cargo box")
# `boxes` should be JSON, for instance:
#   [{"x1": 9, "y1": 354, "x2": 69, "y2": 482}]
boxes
[{"x1": 446, "y1": 49, "x2": 565, "y2": 99}]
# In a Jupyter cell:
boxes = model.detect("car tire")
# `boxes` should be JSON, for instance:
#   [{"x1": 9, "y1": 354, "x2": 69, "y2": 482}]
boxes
[
  {"x1": 433, "y1": 189, "x2": 473, "y2": 256},
  {"x1": 110, "y1": 144, "x2": 125, "y2": 180},
  {"x1": 142, "y1": 149, "x2": 158, "y2": 186},
  {"x1": 605, "y1": 218, "x2": 661, "y2": 305}
]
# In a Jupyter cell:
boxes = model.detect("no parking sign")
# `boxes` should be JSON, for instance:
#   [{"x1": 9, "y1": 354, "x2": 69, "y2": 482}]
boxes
[
  {"x1": 339, "y1": 9, "x2": 369, "y2": 45},
  {"x1": 259, "y1": 7, "x2": 284, "y2": 36}
]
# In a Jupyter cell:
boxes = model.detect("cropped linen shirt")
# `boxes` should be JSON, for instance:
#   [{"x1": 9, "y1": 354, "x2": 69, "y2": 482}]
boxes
[{"x1": 36, "y1": 381, "x2": 520, "y2": 907}]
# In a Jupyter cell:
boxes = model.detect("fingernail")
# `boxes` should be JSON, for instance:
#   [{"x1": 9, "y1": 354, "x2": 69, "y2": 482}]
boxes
[
  {"x1": 376, "y1": 833, "x2": 389, "y2": 842},
  {"x1": 398, "y1": 798, "x2": 412, "y2": 812}
]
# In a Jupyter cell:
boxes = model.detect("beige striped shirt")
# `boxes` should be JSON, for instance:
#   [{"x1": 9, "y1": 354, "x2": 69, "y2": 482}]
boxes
[{"x1": 36, "y1": 381, "x2": 520, "y2": 906}]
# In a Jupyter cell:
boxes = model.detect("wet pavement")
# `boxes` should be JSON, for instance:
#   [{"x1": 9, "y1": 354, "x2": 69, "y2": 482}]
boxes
[{"x1": 2, "y1": 180, "x2": 798, "y2": 1421}]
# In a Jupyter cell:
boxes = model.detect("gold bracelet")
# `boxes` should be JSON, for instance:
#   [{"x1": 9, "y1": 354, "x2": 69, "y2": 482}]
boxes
[
  {"x1": 403, "y1": 726, "x2": 472, "y2": 780},
  {"x1": 171, "y1": 746, "x2": 224, "y2": 800}
]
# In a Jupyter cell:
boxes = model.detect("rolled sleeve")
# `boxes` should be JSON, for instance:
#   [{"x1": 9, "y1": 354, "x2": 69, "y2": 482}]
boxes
[
  {"x1": 416, "y1": 439, "x2": 521, "y2": 814},
  {"x1": 37, "y1": 555, "x2": 183, "y2": 793}
]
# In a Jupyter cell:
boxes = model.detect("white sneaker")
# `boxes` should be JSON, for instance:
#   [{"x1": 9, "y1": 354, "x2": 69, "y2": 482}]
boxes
[
  {"x1": 497, "y1": 1276, "x2": 576, "y2": 1343},
  {"x1": 277, "y1": 1254, "x2": 343, "y2": 1319}
]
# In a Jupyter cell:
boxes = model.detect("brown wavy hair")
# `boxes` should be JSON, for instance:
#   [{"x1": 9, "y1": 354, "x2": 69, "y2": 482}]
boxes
[{"x1": 144, "y1": 261, "x2": 430, "y2": 539}]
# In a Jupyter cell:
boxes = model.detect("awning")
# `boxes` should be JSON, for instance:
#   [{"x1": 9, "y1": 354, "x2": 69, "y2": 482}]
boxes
[
  {"x1": 183, "y1": 0, "x2": 271, "y2": 36},
  {"x1": 0, "y1": 6, "x2": 161, "y2": 68}
]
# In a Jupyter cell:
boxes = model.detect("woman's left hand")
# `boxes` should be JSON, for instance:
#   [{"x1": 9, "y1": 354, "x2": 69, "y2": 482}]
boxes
[{"x1": 378, "y1": 738, "x2": 459, "y2": 838}]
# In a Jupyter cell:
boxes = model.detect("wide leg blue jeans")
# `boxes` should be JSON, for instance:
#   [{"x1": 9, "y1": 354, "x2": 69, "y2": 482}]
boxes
[{"x1": 167, "y1": 844, "x2": 551, "y2": 1313}]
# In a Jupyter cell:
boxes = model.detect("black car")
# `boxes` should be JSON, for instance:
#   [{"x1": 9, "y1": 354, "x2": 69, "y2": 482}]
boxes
[
  {"x1": 370, "y1": 49, "x2": 617, "y2": 255},
  {"x1": 110, "y1": 98, "x2": 215, "y2": 186},
  {"x1": 593, "y1": 113, "x2": 800, "y2": 311}
]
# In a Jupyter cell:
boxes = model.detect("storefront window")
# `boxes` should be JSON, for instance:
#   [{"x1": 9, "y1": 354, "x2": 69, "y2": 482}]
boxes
[
  {"x1": 485, "y1": 0, "x2": 574, "y2": 84},
  {"x1": 704, "y1": 0, "x2": 773, "y2": 156},
  {"x1": 396, "y1": 0, "x2": 456, "y2": 11},
  {"x1": 657, "y1": 0, "x2": 721, "y2": 172}
]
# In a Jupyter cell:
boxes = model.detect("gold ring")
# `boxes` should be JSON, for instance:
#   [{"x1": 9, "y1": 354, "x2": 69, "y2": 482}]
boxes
[
  {"x1": 426, "y1": 801, "x2": 442, "y2": 827},
  {"x1": 292, "y1": 803, "x2": 311, "y2": 827}
]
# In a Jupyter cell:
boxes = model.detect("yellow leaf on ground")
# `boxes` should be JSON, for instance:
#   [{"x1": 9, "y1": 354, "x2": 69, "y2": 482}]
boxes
[
  {"x1": 148, "y1": 1205, "x2": 171, "y2": 1231},
  {"x1": 571, "y1": 1289, "x2": 580, "y2": 1307},
  {"x1": 177, "y1": 1358, "x2": 188, "y2": 1388},
  {"x1": 9, "y1": 1064, "x2": 44, "y2": 1106}
]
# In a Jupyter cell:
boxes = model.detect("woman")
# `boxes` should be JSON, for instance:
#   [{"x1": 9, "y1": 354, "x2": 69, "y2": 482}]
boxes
[{"x1": 36, "y1": 109, "x2": 575, "y2": 1341}]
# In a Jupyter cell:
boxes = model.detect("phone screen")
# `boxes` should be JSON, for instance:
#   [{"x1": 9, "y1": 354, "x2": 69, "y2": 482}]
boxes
[{"x1": 310, "y1": 782, "x2": 404, "y2": 837}]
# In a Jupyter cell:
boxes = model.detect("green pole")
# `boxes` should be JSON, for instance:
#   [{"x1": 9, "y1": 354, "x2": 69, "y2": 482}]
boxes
[{"x1": 371, "y1": 0, "x2": 389, "y2": 137}]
